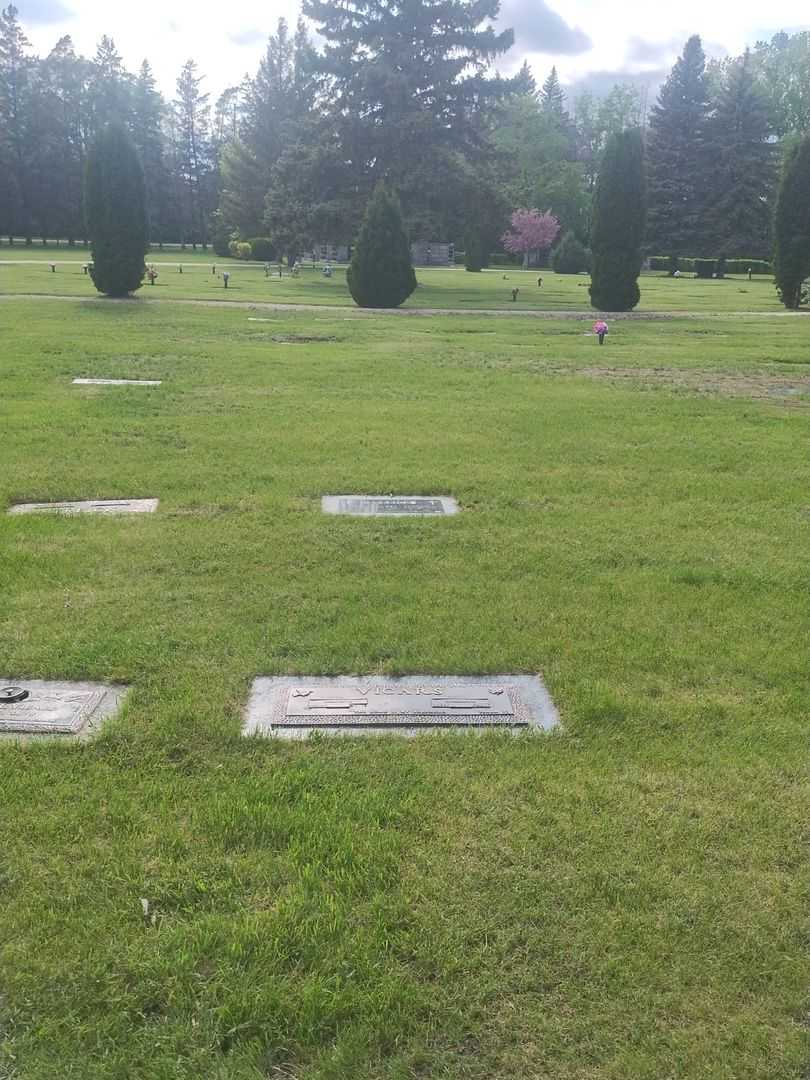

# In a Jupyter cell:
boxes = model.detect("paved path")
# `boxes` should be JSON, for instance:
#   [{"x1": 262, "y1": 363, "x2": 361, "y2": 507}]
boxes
[{"x1": 0, "y1": 292, "x2": 806, "y2": 320}]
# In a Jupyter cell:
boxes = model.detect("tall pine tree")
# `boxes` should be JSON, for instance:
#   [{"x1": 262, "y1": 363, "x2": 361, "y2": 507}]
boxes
[
  {"x1": 540, "y1": 67, "x2": 567, "y2": 121},
  {"x1": 773, "y1": 135, "x2": 810, "y2": 309},
  {"x1": 590, "y1": 128, "x2": 646, "y2": 311},
  {"x1": 302, "y1": 0, "x2": 513, "y2": 222},
  {"x1": 705, "y1": 51, "x2": 774, "y2": 256},
  {"x1": 0, "y1": 4, "x2": 34, "y2": 241},
  {"x1": 647, "y1": 36, "x2": 710, "y2": 256}
]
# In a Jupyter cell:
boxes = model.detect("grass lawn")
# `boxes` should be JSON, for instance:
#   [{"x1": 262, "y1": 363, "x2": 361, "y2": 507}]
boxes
[
  {"x1": 1, "y1": 297, "x2": 808, "y2": 1078},
  {"x1": 0, "y1": 248, "x2": 793, "y2": 312}
]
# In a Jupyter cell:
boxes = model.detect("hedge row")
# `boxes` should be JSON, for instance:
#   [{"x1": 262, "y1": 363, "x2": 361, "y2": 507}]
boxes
[{"x1": 648, "y1": 256, "x2": 772, "y2": 275}]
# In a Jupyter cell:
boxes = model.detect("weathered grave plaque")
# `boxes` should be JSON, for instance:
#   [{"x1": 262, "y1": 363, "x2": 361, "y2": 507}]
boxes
[
  {"x1": 8, "y1": 498, "x2": 159, "y2": 516},
  {"x1": 322, "y1": 495, "x2": 458, "y2": 517},
  {"x1": 0, "y1": 679, "x2": 128, "y2": 738},
  {"x1": 73, "y1": 378, "x2": 162, "y2": 386},
  {"x1": 244, "y1": 675, "x2": 558, "y2": 739}
]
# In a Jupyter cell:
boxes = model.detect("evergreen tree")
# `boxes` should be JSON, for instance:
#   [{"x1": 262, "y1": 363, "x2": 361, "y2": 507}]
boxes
[
  {"x1": 590, "y1": 128, "x2": 646, "y2": 311},
  {"x1": 89, "y1": 35, "x2": 130, "y2": 128},
  {"x1": 302, "y1": 0, "x2": 514, "y2": 221},
  {"x1": 172, "y1": 59, "x2": 213, "y2": 246},
  {"x1": 131, "y1": 60, "x2": 167, "y2": 244},
  {"x1": 551, "y1": 231, "x2": 589, "y2": 274},
  {"x1": 704, "y1": 50, "x2": 775, "y2": 256},
  {"x1": 39, "y1": 36, "x2": 88, "y2": 243},
  {"x1": 464, "y1": 224, "x2": 487, "y2": 271},
  {"x1": 347, "y1": 183, "x2": 416, "y2": 308},
  {"x1": 647, "y1": 36, "x2": 710, "y2": 255},
  {"x1": 0, "y1": 4, "x2": 34, "y2": 241},
  {"x1": 84, "y1": 122, "x2": 148, "y2": 296},
  {"x1": 540, "y1": 67, "x2": 567, "y2": 121},
  {"x1": 773, "y1": 135, "x2": 810, "y2": 308}
]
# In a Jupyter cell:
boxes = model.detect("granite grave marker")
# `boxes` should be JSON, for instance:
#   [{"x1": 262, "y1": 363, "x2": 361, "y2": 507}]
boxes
[
  {"x1": 244, "y1": 675, "x2": 558, "y2": 739},
  {"x1": 322, "y1": 495, "x2": 458, "y2": 517}
]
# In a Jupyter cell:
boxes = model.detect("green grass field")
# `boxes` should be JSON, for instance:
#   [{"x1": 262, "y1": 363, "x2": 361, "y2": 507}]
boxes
[
  {"x1": 1, "y1": 294, "x2": 808, "y2": 1078},
  {"x1": 0, "y1": 247, "x2": 792, "y2": 312}
]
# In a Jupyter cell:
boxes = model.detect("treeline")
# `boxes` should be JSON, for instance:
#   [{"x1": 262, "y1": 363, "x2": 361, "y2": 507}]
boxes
[{"x1": 1, "y1": 1, "x2": 807, "y2": 260}]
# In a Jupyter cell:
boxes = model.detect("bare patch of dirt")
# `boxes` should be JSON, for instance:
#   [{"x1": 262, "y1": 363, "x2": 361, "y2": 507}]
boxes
[
  {"x1": 571, "y1": 366, "x2": 810, "y2": 405},
  {"x1": 270, "y1": 334, "x2": 340, "y2": 344}
]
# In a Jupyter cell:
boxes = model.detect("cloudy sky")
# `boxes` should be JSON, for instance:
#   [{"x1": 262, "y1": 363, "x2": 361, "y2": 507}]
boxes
[{"x1": 16, "y1": 0, "x2": 810, "y2": 101}]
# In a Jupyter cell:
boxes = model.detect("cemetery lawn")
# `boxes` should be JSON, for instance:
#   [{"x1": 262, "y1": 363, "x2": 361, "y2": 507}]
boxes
[
  {"x1": 0, "y1": 248, "x2": 795, "y2": 312},
  {"x1": 1, "y1": 297, "x2": 808, "y2": 1079}
]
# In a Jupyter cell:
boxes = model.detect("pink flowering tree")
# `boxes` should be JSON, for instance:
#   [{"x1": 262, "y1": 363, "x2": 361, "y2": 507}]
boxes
[{"x1": 502, "y1": 209, "x2": 560, "y2": 268}]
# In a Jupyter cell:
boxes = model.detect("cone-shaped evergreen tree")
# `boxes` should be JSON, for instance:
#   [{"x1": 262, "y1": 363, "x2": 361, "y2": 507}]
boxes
[
  {"x1": 646, "y1": 36, "x2": 710, "y2": 255},
  {"x1": 590, "y1": 129, "x2": 646, "y2": 311},
  {"x1": 773, "y1": 135, "x2": 810, "y2": 309},
  {"x1": 551, "y1": 232, "x2": 589, "y2": 274},
  {"x1": 347, "y1": 184, "x2": 416, "y2": 308},
  {"x1": 85, "y1": 123, "x2": 148, "y2": 296},
  {"x1": 705, "y1": 50, "x2": 775, "y2": 257}
]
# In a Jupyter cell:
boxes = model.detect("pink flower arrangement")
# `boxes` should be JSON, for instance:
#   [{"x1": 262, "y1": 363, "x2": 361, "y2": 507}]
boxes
[{"x1": 593, "y1": 321, "x2": 608, "y2": 334}]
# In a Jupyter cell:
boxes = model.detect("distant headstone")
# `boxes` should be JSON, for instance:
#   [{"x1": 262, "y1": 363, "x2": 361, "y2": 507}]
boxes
[
  {"x1": 0, "y1": 679, "x2": 127, "y2": 737},
  {"x1": 72, "y1": 378, "x2": 162, "y2": 386},
  {"x1": 322, "y1": 495, "x2": 458, "y2": 517},
  {"x1": 244, "y1": 675, "x2": 558, "y2": 738},
  {"x1": 8, "y1": 498, "x2": 159, "y2": 516}
]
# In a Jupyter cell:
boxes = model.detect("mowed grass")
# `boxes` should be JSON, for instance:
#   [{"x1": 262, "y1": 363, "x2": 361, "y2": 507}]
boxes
[
  {"x1": 0, "y1": 248, "x2": 792, "y2": 312},
  {"x1": 0, "y1": 298, "x2": 808, "y2": 1079}
]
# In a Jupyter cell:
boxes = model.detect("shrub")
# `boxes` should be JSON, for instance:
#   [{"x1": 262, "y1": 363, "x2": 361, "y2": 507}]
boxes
[
  {"x1": 551, "y1": 233, "x2": 590, "y2": 274},
  {"x1": 347, "y1": 183, "x2": 416, "y2": 308},
  {"x1": 84, "y1": 123, "x2": 148, "y2": 297},
  {"x1": 489, "y1": 253, "x2": 522, "y2": 267},
  {"x1": 590, "y1": 129, "x2": 646, "y2": 311},
  {"x1": 694, "y1": 259, "x2": 716, "y2": 278},
  {"x1": 209, "y1": 211, "x2": 234, "y2": 257},
  {"x1": 649, "y1": 255, "x2": 771, "y2": 275},
  {"x1": 774, "y1": 134, "x2": 810, "y2": 308},
  {"x1": 463, "y1": 225, "x2": 488, "y2": 272},
  {"x1": 228, "y1": 240, "x2": 252, "y2": 260},
  {"x1": 249, "y1": 237, "x2": 275, "y2": 261}
]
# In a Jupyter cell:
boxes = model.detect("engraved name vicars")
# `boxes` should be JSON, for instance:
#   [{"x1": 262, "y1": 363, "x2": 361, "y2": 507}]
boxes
[
  {"x1": 322, "y1": 496, "x2": 458, "y2": 517},
  {"x1": 286, "y1": 683, "x2": 515, "y2": 720},
  {"x1": 244, "y1": 676, "x2": 559, "y2": 737}
]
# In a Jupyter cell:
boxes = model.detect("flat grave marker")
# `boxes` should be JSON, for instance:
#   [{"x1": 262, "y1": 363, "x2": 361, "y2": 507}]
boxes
[
  {"x1": 322, "y1": 495, "x2": 459, "y2": 517},
  {"x1": 8, "y1": 498, "x2": 159, "y2": 516},
  {"x1": 244, "y1": 675, "x2": 558, "y2": 739},
  {"x1": 73, "y1": 378, "x2": 162, "y2": 386},
  {"x1": 0, "y1": 679, "x2": 128, "y2": 738}
]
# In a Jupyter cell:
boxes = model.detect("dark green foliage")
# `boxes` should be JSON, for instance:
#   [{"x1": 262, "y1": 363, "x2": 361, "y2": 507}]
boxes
[
  {"x1": 694, "y1": 259, "x2": 716, "y2": 279},
  {"x1": 551, "y1": 233, "x2": 590, "y2": 274},
  {"x1": 347, "y1": 184, "x2": 416, "y2": 308},
  {"x1": 649, "y1": 255, "x2": 772, "y2": 274},
  {"x1": 589, "y1": 129, "x2": 646, "y2": 311},
  {"x1": 704, "y1": 51, "x2": 775, "y2": 257},
  {"x1": 84, "y1": 122, "x2": 148, "y2": 296},
  {"x1": 773, "y1": 135, "x2": 810, "y2": 308},
  {"x1": 463, "y1": 225, "x2": 488, "y2": 272},
  {"x1": 208, "y1": 210, "x2": 234, "y2": 257},
  {"x1": 646, "y1": 36, "x2": 710, "y2": 256},
  {"x1": 248, "y1": 237, "x2": 275, "y2": 261},
  {"x1": 302, "y1": 0, "x2": 514, "y2": 232}
]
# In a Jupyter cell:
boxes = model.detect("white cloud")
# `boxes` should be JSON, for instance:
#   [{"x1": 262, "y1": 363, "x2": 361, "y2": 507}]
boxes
[{"x1": 18, "y1": 0, "x2": 810, "y2": 99}]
